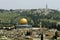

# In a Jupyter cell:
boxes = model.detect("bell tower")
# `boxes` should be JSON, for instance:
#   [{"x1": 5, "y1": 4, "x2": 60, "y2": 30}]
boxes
[{"x1": 46, "y1": 3, "x2": 48, "y2": 9}]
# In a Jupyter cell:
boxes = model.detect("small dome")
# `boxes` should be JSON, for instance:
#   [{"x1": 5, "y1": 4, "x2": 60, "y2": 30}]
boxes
[{"x1": 19, "y1": 18, "x2": 28, "y2": 24}]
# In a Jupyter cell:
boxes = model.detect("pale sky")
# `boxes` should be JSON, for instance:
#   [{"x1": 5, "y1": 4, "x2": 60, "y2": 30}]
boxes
[{"x1": 0, "y1": 0, "x2": 60, "y2": 10}]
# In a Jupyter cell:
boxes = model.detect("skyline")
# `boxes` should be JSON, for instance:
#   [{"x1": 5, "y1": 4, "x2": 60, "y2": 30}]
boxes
[{"x1": 0, "y1": 0, "x2": 60, "y2": 10}]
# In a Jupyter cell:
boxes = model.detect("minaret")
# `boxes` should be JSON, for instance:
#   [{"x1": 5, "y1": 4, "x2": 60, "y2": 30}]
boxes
[{"x1": 40, "y1": 22, "x2": 42, "y2": 28}]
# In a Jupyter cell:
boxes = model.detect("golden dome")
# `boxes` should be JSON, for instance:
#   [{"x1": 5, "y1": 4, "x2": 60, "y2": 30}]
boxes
[{"x1": 19, "y1": 18, "x2": 28, "y2": 24}]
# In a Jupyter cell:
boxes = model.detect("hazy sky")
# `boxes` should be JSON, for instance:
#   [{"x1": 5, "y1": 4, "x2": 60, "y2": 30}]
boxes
[{"x1": 0, "y1": 0, "x2": 60, "y2": 10}]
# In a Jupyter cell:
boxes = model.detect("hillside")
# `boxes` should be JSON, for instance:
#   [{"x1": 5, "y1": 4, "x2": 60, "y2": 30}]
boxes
[{"x1": 0, "y1": 9, "x2": 60, "y2": 27}]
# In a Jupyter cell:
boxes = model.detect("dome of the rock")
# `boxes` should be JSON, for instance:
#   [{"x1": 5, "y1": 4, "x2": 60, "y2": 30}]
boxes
[{"x1": 19, "y1": 18, "x2": 28, "y2": 24}]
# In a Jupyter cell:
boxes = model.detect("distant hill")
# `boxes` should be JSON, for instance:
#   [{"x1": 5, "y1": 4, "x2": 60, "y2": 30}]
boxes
[{"x1": 0, "y1": 9, "x2": 60, "y2": 27}]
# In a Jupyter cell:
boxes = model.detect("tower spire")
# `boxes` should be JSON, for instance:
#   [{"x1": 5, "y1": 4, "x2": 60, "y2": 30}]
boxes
[{"x1": 46, "y1": 3, "x2": 48, "y2": 9}]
